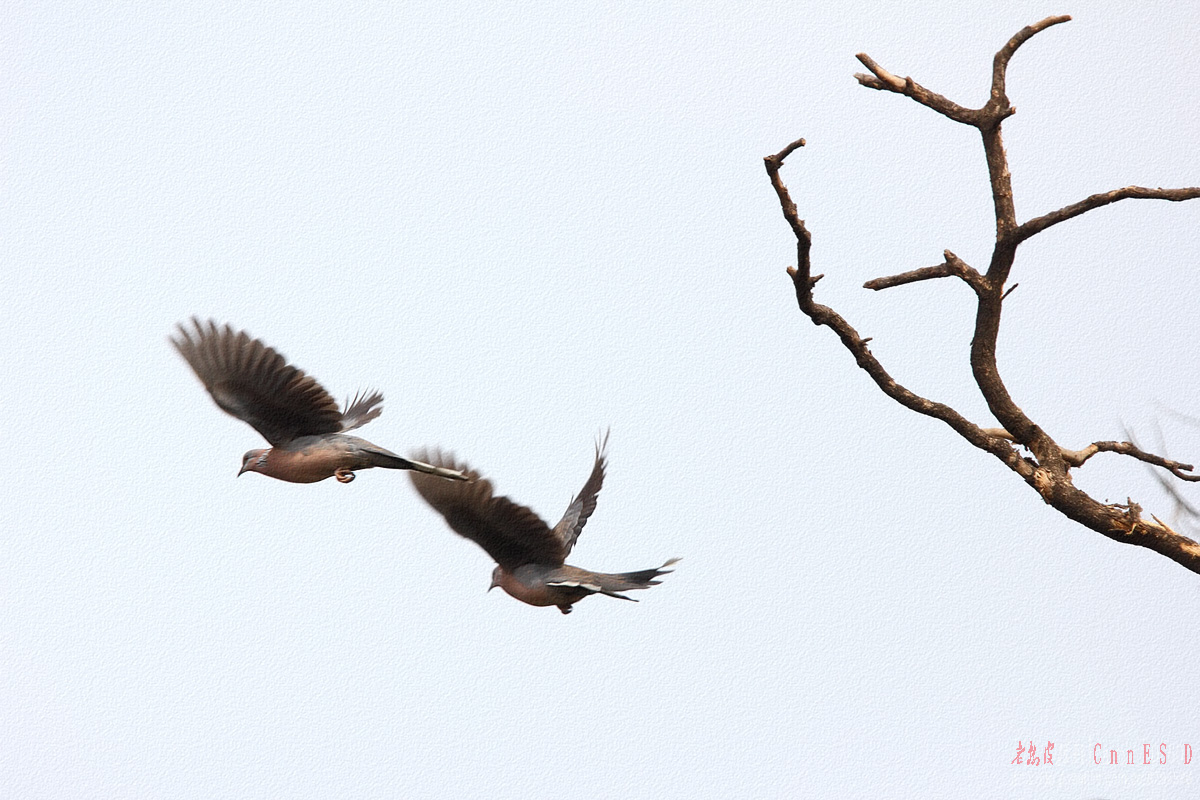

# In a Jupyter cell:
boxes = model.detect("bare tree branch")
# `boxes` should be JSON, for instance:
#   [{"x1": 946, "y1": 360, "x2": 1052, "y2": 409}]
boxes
[
  {"x1": 1060, "y1": 441, "x2": 1200, "y2": 481},
  {"x1": 767, "y1": 16, "x2": 1200, "y2": 575},
  {"x1": 763, "y1": 137, "x2": 810, "y2": 246},
  {"x1": 863, "y1": 263, "x2": 960, "y2": 291},
  {"x1": 1018, "y1": 186, "x2": 1200, "y2": 242},
  {"x1": 988, "y1": 15, "x2": 1073, "y2": 111},
  {"x1": 864, "y1": 250, "x2": 986, "y2": 293},
  {"x1": 854, "y1": 55, "x2": 977, "y2": 125},
  {"x1": 764, "y1": 145, "x2": 1033, "y2": 479}
]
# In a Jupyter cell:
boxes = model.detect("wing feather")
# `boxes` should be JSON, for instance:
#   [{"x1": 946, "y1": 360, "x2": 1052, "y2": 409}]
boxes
[
  {"x1": 550, "y1": 430, "x2": 608, "y2": 557},
  {"x1": 171, "y1": 318, "x2": 345, "y2": 446},
  {"x1": 409, "y1": 450, "x2": 567, "y2": 570},
  {"x1": 340, "y1": 390, "x2": 384, "y2": 432}
]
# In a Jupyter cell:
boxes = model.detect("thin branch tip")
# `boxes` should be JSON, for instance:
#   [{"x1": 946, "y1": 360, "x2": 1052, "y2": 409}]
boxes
[
  {"x1": 1009, "y1": 14, "x2": 1072, "y2": 48},
  {"x1": 767, "y1": 138, "x2": 807, "y2": 167}
]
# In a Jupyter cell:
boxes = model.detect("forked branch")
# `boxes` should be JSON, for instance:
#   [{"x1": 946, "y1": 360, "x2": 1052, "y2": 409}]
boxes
[{"x1": 768, "y1": 16, "x2": 1200, "y2": 574}]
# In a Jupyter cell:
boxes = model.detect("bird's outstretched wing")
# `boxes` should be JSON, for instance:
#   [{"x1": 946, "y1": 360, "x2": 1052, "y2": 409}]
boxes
[
  {"x1": 409, "y1": 450, "x2": 569, "y2": 570},
  {"x1": 171, "y1": 318, "x2": 348, "y2": 446},
  {"x1": 550, "y1": 430, "x2": 607, "y2": 558}
]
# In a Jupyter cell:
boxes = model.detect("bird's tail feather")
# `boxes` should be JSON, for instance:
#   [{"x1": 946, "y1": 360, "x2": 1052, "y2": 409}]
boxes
[
  {"x1": 590, "y1": 558, "x2": 681, "y2": 601},
  {"x1": 373, "y1": 451, "x2": 469, "y2": 481}
]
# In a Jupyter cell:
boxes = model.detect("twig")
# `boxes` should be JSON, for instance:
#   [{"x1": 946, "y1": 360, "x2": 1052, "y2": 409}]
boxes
[
  {"x1": 864, "y1": 250, "x2": 987, "y2": 293},
  {"x1": 1061, "y1": 441, "x2": 1200, "y2": 480},
  {"x1": 1017, "y1": 186, "x2": 1200, "y2": 243}
]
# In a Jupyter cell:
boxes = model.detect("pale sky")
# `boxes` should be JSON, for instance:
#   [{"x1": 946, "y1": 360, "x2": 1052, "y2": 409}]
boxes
[{"x1": 4, "y1": 1, "x2": 1200, "y2": 798}]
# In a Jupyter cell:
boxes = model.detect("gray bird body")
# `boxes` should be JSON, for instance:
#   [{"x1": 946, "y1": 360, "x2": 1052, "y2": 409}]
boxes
[
  {"x1": 410, "y1": 433, "x2": 678, "y2": 614},
  {"x1": 172, "y1": 318, "x2": 467, "y2": 484},
  {"x1": 240, "y1": 433, "x2": 465, "y2": 484},
  {"x1": 493, "y1": 562, "x2": 680, "y2": 610}
]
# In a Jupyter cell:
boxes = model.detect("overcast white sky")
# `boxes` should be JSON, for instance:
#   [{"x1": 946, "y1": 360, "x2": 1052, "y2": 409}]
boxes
[{"x1": 4, "y1": 1, "x2": 1200, "y2": 797}]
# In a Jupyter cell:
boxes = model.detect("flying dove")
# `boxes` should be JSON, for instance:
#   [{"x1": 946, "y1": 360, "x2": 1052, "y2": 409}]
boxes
[
  {"x1": 171, "y1": 318, "x2": 467, "y2": 484},
  {"x1": 409, "y1": 433, "x2": 678, "y2": 614}
]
